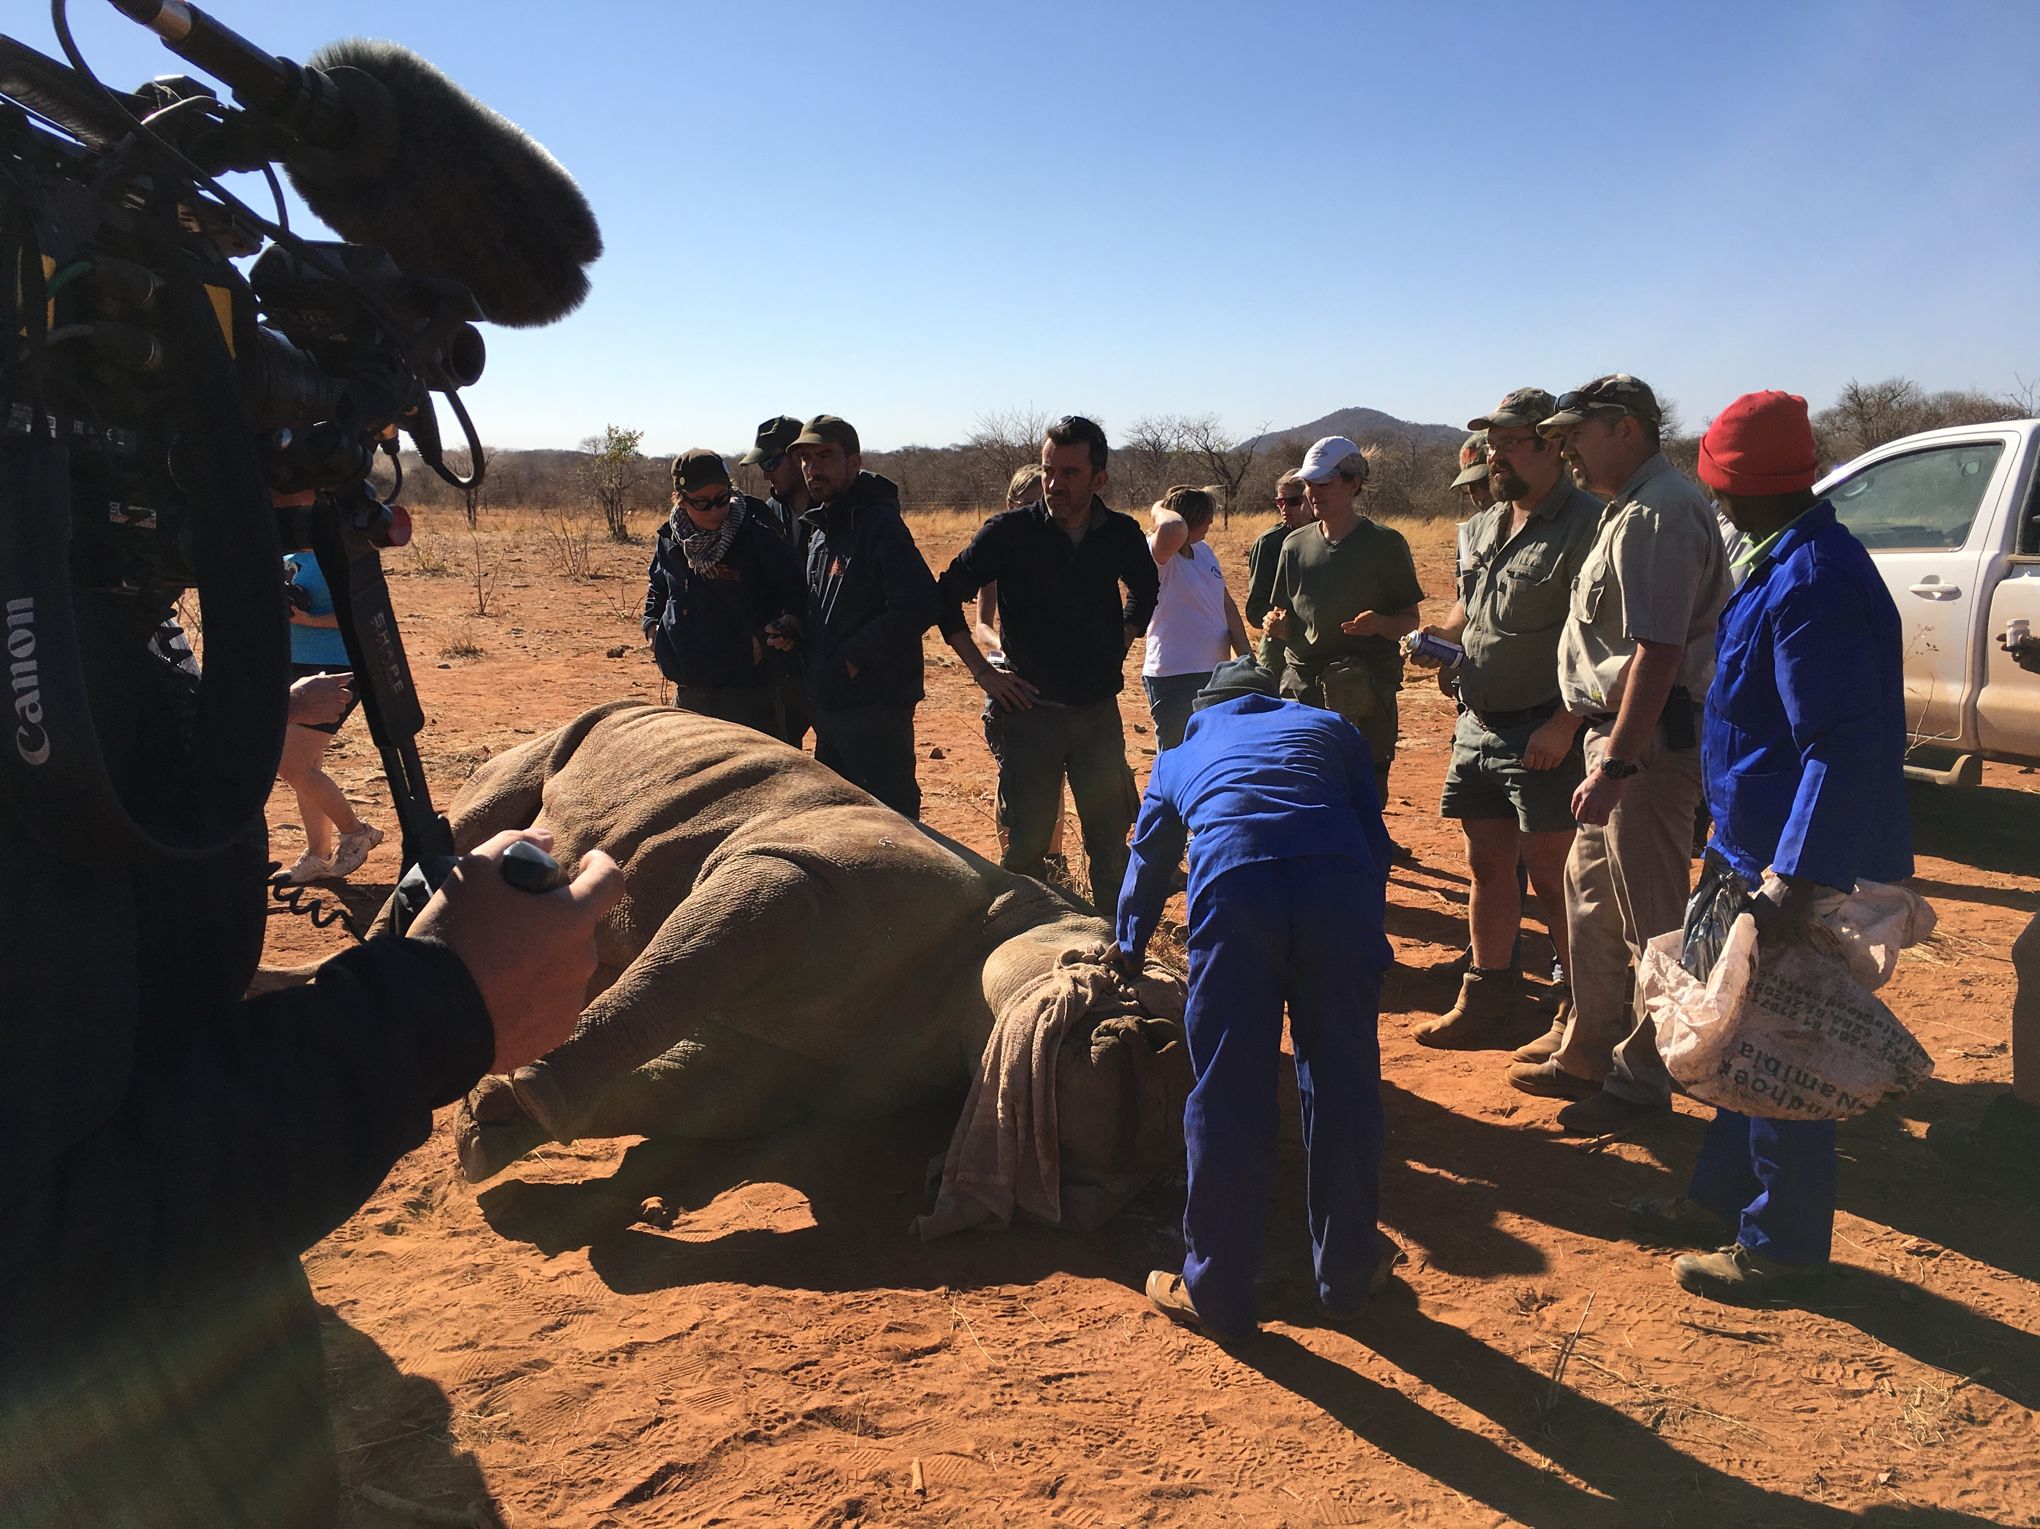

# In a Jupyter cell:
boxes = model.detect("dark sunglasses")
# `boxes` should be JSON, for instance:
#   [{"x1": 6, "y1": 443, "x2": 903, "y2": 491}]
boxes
[
  {"x1": 759, "y1": 453, "x2": 786, "y2": 473},
  {"x1": 1274, "y1": 494, "x2": 1305, "y2": 508},
  {"x1": 680, "y1": 488, "x2": 733, "y2": 513}
]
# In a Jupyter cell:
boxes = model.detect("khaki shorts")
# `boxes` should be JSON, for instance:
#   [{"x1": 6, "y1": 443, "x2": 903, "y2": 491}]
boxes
[{"x1": 1439, "y1": 708, "x2": 1584, "y2": 834}]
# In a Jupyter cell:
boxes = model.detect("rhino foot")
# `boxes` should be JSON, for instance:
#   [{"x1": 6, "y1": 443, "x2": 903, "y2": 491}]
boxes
[{"x1": 455, "y1": 1074, "x2": 549, "y2": 1183}]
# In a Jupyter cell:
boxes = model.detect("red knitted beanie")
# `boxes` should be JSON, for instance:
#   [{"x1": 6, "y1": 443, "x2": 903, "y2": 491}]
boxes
[{"x1": 1698, "y1": 391, "x2": 1819, "y2": 496}]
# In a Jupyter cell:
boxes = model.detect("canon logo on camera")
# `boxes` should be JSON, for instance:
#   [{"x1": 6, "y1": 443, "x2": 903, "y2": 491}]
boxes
[{"x1": 6, "y1": 597, "x2": 50, "y2": 766}]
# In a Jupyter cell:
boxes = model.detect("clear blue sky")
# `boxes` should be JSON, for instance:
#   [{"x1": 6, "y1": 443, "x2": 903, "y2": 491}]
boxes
[{"x1": 23, "y1": 0, "x2": 2040, "y2": 454}]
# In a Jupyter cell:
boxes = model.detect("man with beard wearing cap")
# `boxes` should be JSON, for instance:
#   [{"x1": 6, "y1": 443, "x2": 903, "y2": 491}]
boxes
[
  {"x1": 1263, "y1": 438, "x2": 1425, "y2": 817},
  {"x1": 743, "y1": 414, "x2": 816, "y2": 745},
  {"x1": 1511, "y1": 375, "x2": 1732, "y2": 1132},
  {"x1": 1114, "y1": 658, "x2": 1400, "y2": 1340},
  {"x1": 1452, "y1": 432, "x2": 1496, "y2": 513},
  {"x1": 644, "y1": 449, "x2": 807, "y2": 740},
  {"x1": 1408, "y1": 390, "x2": 1601, "y2": 1050},
  {"x1": 1628, "y1": 391, "x2": 1908, "y2": 1300},
  {"x1": 790, "y1": 415, "x2": 942, "y2": 817}
]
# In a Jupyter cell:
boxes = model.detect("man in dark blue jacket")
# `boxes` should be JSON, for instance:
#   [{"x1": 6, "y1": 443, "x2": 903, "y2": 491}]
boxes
[
  {"x1": 1115, "y1": 659, "x2": 1400, "y2": 1340},
  {"x1": 644, "y1": 449, "x2": 806, "y2": 741},
  {"x1": 1630, "y1": 391, "x2": 1912, "y2": 1302},
  {"x1": 790, "y1": 416, "x2": 941, "y2": 816}
]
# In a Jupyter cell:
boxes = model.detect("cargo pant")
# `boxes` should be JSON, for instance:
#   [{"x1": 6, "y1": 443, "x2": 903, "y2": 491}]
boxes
[
  {"x1": 1553, "y1": 721, "x2": 1701, "y2": 1103},
  {"x1": 989, "y1": 699, "x2": 1138, "y2": 913}
]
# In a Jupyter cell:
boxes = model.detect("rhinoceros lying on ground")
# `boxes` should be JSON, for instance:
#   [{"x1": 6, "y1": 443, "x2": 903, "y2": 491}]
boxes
[{"x1": 433, "y1": 702, "x2": 1189, "y2": 1231}]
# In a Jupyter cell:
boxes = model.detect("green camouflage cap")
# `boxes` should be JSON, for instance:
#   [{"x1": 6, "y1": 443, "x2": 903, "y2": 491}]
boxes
[
  {"x1": 1451, "y1": 431, "x2": 1490, "y2": 488},
  {"x1": 1468, "y1": 387, "x2": 1558, "y2": 432},
  {"x1": 1537, "y1": 374, "x2": 1662, "y2": 435}
]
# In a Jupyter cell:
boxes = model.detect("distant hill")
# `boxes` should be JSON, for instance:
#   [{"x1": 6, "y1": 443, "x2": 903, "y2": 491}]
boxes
[{"x1": 1246, "y1": 407, "x2": 1463, "y2": 455}]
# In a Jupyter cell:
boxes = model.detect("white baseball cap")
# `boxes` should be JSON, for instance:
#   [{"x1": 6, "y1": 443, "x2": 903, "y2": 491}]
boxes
[{"x1": 1297, "y1": 436, "x2": 1369, "y2": 484}]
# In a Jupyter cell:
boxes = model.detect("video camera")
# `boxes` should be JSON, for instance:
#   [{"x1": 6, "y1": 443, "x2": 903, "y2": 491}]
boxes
[{"x1": 0, "y1": 0, "x2": 600, "y2": 910}]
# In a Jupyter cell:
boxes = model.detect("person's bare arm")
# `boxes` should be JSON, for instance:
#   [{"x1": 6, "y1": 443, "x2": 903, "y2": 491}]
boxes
[
  {"x1": 974, "y1": 581, "x2": 1002, "y2": 653},
  {"x1": 1223, "y1": 590, "x2": 1252, "y2": 658},
  {"x1": 1148, "y1": 509, "x2": 1188, "y2": 567}
]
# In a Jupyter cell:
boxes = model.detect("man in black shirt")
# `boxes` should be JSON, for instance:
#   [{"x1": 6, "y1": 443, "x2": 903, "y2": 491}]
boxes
[
  {"x1": 935, "y1": 415, "x2": 1160, "y2": 911},
  {"x1": 791, "y1": 415, "x2": 942, "y2": 817}
]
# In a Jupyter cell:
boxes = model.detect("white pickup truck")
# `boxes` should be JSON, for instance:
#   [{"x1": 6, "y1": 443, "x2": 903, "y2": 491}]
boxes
[{"x1": 1817, "y1": 418, "x2": 2040, "y2": 782}]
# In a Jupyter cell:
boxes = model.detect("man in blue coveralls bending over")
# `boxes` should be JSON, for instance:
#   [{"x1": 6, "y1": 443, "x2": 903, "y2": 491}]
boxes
[
  {"x1": 1629, "y1": 391, "x2": 1911, "y2": 1301},
  {"x1": 1114, "y1": 657, "x2": 1401, "y2": 1340}
]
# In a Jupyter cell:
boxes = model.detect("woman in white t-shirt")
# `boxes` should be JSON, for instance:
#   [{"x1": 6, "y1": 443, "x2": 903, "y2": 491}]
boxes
[{"x1": 1144, "y1": 485, "x2": 1252, "y2": 749}]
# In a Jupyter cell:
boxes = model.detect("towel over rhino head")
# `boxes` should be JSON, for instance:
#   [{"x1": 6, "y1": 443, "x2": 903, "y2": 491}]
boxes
[{"x1": 427, "y1": 702, "x2": 1189, "y2": 1228}]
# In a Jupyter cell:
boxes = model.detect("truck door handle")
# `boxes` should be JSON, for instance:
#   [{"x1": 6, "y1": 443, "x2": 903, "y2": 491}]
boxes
[{"x1": 1906, "y1": 580, "x2": 1961, "y2": 599}]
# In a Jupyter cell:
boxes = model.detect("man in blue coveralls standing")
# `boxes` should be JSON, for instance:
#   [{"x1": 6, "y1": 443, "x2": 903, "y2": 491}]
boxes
[
  {"x1": 1113, "y1": 657, "x2": 1401, "y2": 1339},
  {"x1": 1628, "y1": 391, "x2": 1911, "y2": 1301}
]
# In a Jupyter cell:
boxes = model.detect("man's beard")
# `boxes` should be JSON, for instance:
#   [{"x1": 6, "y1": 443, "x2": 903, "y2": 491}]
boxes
[{"x1": 1493, "y1": 463, "x2": 1530, "y2": 502}]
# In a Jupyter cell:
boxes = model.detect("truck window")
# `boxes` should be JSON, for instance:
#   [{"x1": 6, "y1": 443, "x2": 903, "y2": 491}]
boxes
[{"x1": 1828, "y1": 441, "x2": 2005, "y2": 551}]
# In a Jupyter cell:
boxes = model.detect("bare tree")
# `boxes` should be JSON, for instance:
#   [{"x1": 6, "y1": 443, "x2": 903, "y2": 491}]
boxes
[
  {"x1": 580, "y1": 424, "x2": 646, "y2": 543},
  {"x1": 1120, "y1": 414, "x2": 1189, "y2": 508},
  {"x1": 1180, "y1": 414, "x2": 1264, "y2": 526}
]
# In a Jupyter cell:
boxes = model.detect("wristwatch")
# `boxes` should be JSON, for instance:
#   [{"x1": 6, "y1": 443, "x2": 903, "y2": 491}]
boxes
[{"x1": 1598, "y1": 756, "x2": 1640, "y2": 779}]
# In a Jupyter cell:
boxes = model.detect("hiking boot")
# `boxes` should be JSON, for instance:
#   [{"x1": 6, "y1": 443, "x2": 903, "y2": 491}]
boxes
[
  {"x1": 1510, "y1": 1007, "x2": 1570, "y2": 1065},
  {"x1": 285, "y1": 851, "x2": 333, "y2": 885},
  {"x1": 327, "y1": 822, "x2": 385, "y2": 878},
  {"x1": 1144, "y1": 1270, "x2": 1250, "y2": 1343},
  {"x1": 1927, "y1": 1093, "x2": 2040, "y2": 1194},
  {"x1": 1628, "y1": 1195, "x2": 1735, "y2": 1247},
  {"x1": 1413, "y1": 968, "x2": 1520, "y2": 1050},
  {"x1": 1672, "y1": 1242, "x2": 1825, "y2": 1304},
  {"x1": 1506, "y1": 1057, "x2": 1598, "y2": 1100},
  {"x1": 1556, "y1": 1088, "x2": 1672, "y2": 1136},
  {"x1": 1321, "y1": 1232, "x2": 1406, "y2": 1323}
]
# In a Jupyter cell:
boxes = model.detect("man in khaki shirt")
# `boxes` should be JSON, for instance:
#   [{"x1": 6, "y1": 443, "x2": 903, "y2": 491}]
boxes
[
  {"x1": 1507, "y1": 375, "x2": 1731, "y2": 1133},
  {"x1": 1408, "y1": 389, "x2": 1600, "y2": 1048}
]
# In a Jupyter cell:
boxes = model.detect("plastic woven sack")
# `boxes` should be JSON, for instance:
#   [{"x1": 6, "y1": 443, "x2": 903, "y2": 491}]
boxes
[{"x1": 1643, "y1": 911, "x2": 1935, "y2": 1121}]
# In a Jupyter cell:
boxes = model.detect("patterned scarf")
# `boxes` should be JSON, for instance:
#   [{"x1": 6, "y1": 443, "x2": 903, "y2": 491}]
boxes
[{"x1": 676, "y1": 495, "x2": 746, "y2": 574}]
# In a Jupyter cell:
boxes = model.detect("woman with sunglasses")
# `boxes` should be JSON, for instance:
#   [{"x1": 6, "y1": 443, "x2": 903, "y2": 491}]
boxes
[{"x1": 643, "y1": 449, "x2": 807, "y2": 740}]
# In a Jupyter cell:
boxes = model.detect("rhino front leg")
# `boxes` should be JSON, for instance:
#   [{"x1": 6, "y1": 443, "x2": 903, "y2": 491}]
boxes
[{"x1": 508, "y1": 852, "x2": 820, "y2": 1143}]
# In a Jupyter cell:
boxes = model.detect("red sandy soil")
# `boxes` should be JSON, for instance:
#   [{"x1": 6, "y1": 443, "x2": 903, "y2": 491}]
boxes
[{"x1": 262, "y1": 505, "x2": 2040, "y2": 1528}]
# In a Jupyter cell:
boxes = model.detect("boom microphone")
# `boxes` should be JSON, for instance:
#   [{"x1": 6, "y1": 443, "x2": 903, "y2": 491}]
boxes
[{"x1": 108, "y1": 1, "x2": 602, "y2": 328}]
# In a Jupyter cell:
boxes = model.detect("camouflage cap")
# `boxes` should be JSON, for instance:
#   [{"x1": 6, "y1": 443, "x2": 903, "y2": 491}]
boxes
[
  {"x1": 1537, "y1": 374, "x2": 1662, "y2": 435},
  {"x1": 1468, "y1": 388, "x2": 1558, "y2": 432},
  {"x1": 1451, "y1": 432, "x2": 1490, "y2": 488}
]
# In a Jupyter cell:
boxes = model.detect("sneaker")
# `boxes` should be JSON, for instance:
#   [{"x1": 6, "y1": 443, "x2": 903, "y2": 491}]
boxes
[
  {"x1": 1144, "y1": 1269, "x2": 1250, "y2": 1343},
  {"x1": 284, "y1": 851, "x2": 333, "y2": 885},
  {"x1": 1506, "y1": 1057, "x2": 1598, "y2": 1100},
  {"x1": 1556, "y1": 1088, "x2": 1672, "y2": 1136},
  {"x1": 326, "y1": 823, "x2": 385, "y2": 878},
  {"x1": 1672, "y1": 1242, "x2": 1824, "y2": 1304},
  {"x1": 1628, "y1": 1195, "x2": 1734, "y2": 1247}
]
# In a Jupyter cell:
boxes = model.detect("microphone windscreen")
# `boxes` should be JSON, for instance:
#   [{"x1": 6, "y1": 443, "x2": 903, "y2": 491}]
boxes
[{"x1": 286, "y1": 40, "x2": 602, "y2": 328}]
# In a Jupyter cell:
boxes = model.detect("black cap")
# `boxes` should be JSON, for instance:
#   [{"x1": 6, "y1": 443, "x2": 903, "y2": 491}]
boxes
[
  {"x1": 672, "y1": 448, "x2": 731, "y2": 493},
  {"x1": 739, "y1": 415, "x2": 804, "y2": 466}
]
